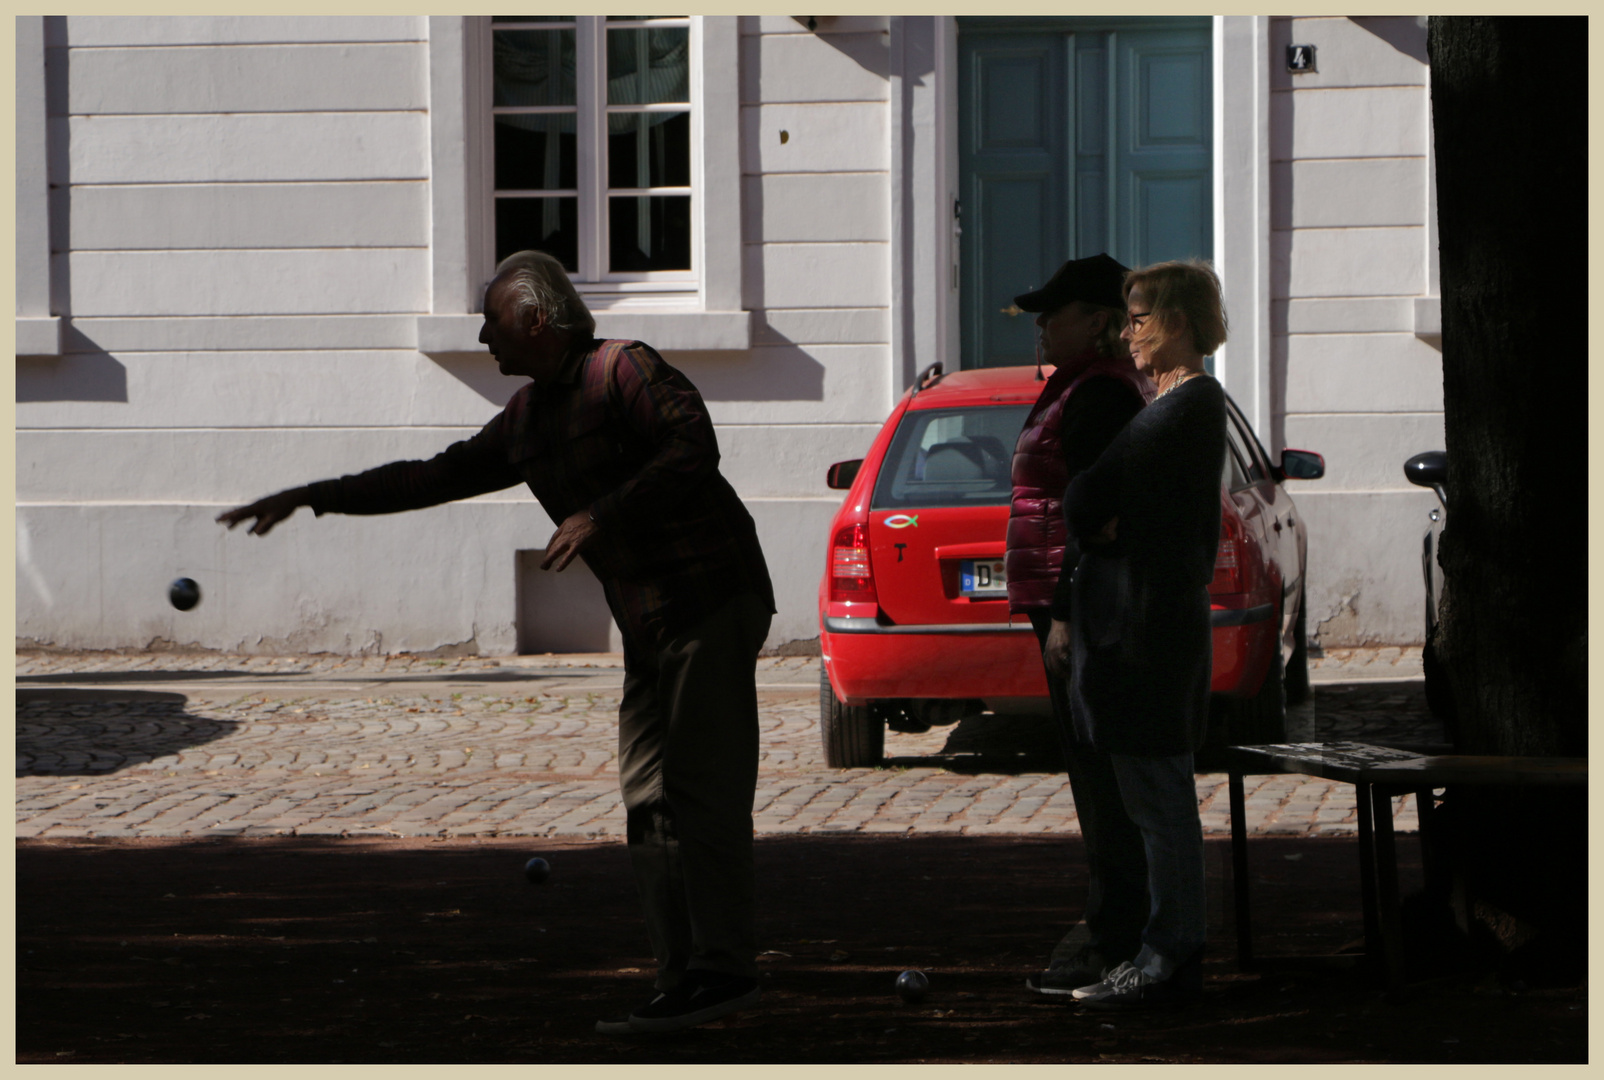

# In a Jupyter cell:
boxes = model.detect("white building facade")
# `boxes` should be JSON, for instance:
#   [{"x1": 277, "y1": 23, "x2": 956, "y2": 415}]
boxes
[{"x1": 16, "y1": 15, "x2": 1442, "y2": 656}]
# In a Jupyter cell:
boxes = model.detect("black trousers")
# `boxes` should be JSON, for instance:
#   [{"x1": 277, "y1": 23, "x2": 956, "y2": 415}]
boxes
[
  {"x1": 616, "y1": 591, "x2": 772, "y2": 989},
  {"x1": 1028, "y1": 609, "x2": 1149, "y2": 962}
]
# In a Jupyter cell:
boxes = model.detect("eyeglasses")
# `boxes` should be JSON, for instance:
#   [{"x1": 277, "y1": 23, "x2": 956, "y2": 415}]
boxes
[{"x1": 1127, "y1": 310, "x2": 1152, "y2": 331}]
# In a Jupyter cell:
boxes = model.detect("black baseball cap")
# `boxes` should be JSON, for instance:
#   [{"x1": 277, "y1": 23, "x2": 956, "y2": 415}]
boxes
[{"x1": 1014, "y1": 253, "x2": 1129, "y2": 313}]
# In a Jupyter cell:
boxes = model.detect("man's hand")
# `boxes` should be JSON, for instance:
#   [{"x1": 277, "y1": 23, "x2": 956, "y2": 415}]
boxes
[
  {"x1": 216, "y1": 488, "x2": 309, "y2": 536},
  {"x1": 1087, "y1": 515, "x2": 1119, "y2": 546},
  {"x1": 1043, "y1": 617, "x2": 1073, "y2": 678},
  {"x1": 541, "y1": 508, "x2": 600, "y2": 571}
]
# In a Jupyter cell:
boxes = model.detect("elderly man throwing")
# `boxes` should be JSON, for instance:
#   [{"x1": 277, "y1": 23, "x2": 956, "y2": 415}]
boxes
[{"x1": 219, "y1": 251, "x2": 775, "y2": 1035}]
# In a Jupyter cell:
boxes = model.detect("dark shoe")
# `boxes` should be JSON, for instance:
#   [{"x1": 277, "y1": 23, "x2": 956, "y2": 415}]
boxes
[
  {"x1": 596, "y1": 971, "x2": 760, "y2": 1035},
  {"x1": 1074, "y1": 950, "x2": 1203, "y2": 1011},
  {"x1": 1025, "y1": 946, "x2": 1125, "y2": 997}
]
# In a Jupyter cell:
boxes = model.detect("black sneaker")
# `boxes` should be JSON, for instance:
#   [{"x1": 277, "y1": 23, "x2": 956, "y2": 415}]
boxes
[
  {"x1": 1025, "y1": 947, "x2": 1124, "y2": 997},
  {"x1": 595, "y1": 971, "x2": 760, "y2": 1035}
]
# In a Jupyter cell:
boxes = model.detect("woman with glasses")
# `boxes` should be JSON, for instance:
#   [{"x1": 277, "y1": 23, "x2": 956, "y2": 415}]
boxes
[{"x1": 1059, "y1": 259, "x2": 1229, "y2": 1009}]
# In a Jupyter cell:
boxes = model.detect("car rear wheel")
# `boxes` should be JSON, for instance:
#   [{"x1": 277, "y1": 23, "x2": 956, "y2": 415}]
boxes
[
  {"x1": 1284, "y1": 587, "x2": 1311, "y2": 706},
  {"x1": 820, "y1": 664, "x2": 884, "y2": 768}
]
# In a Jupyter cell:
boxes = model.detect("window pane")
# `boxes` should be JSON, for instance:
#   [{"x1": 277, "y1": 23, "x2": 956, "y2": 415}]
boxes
[
  {"x1": 494, "y1": 116, "x2": 577, "y2": 191},
  {"x1": 871, "y1": 406, "x2": 1032, "y2": 510},
  {"x1": 1221, "y1": 436, "x2": 1251, "y2": 491},
  {"x1": 497, "y1": 196, "x2": 578, "y2": 271},
  {"x1": 493, "y1": 29, "x2": 576, "y2": 107},
  {"x1": 493, "y1": 15, "x2": 572, "y2": 22},
  {"x1": 606, "y1": 111, "x2": 689, "y2": 189},
  {"x1": 606, "y1": 27, "x2": 689, "y2": 105},
  {"x1": 1225, "y1": 414, "x2": 1265, "y2": 484},
  {"x1": 608, "y1": 195, "x2": 691, "y2": 272}
]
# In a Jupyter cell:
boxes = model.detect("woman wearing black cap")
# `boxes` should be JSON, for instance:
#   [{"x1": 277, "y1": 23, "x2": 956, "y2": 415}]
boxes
[{"x1": 1005, "y1": 254, "x2": 1154, "y2": 997}]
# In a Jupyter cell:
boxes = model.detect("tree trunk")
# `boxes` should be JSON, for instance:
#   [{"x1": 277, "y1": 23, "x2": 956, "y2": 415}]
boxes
[
  {"x1": 1428, "y1": 17, "x2": 1587, "y2": 758},
  {"x1": 1423, "y1": 18, "x2": 1587, "y2": 983}
]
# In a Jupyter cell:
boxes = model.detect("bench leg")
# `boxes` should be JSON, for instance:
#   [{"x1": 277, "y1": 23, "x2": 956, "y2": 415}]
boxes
[
  {"x1": 1370, "y1": 784, "x2": 1407, "y2": 989},
  {"x1": 1229, "y1": 769, "x2": 1253, "y2": 970},
  {"x1": 1355, "y1": 780, "x2": 1380, "y2": 975}
]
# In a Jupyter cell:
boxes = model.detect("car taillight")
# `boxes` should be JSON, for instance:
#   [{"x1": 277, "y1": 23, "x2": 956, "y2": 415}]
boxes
[
  {"x1": 829, "y1": 523, "x2": 878, "y2": 604},
  {"x1": 1210, "y1": 516, "x2": 1248, "y2": 594}
]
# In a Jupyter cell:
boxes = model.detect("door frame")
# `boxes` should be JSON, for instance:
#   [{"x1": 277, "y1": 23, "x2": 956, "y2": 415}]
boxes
[{"x1": 888, "y1": 15, "x2": 1273, "y2": 447}]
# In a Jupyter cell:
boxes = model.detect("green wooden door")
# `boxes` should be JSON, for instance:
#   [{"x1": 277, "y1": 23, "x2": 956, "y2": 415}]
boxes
[{"x1": 959, "y1": 17, "x2": 1213, "y2": 369}]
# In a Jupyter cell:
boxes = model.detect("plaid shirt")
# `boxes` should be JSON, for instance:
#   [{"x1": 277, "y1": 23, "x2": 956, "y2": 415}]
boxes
[{"x1": 305, "y1": 338, "x2": 774, "y2": 649}]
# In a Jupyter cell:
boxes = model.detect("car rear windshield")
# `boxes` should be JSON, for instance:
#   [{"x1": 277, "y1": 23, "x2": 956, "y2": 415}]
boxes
[{"x1": 870, "y1": 404, "x2": 1031, "y2": 510}]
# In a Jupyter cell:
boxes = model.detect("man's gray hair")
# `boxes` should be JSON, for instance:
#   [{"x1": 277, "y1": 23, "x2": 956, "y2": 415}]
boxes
[{"x1": 492, "y1": 250, "x2": 596, "y2": 337}]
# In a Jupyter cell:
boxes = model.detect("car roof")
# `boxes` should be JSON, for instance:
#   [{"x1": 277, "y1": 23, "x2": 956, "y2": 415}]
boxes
[{"x1": 906, "y1": 365, "x2": 1050, "y2": 410}]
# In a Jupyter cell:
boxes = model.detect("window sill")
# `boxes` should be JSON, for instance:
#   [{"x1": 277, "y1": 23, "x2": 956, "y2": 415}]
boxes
[
  {"x1": 416, "y1": 308, "x2": 753, "y2": 355},
  {"x1": 16, "y1": 317, "x2": 62, "y2": 358}
]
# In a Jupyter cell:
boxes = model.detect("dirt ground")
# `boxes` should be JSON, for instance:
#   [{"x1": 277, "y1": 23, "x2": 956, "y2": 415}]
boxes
[{"x1": 16, "y1": 831, "x2": 1586, "y2": 1064}]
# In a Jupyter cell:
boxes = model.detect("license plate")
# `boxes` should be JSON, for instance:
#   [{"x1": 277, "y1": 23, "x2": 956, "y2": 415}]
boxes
[{"x1": 960, "y1": 559, "x2": 1007, "y2": 597}]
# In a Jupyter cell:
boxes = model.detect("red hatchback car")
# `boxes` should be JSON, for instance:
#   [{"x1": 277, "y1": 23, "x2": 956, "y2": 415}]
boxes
[{"x1": 817, "y1": 362, "x2": 1325, "y2": 767}]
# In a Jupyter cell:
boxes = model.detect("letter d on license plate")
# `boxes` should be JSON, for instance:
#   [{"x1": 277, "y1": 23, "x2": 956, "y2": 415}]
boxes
[{"x1": 960, "y1": 559, "x2": 1007, "y2": 597}]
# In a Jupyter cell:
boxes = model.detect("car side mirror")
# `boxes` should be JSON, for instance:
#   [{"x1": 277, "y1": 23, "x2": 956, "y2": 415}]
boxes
[
  {"x1": 1404, "y1": 450, "x2": 1448, "y2": 506},
  {"x1": 1404, "y1": 450, "x2": 1446, "y2": 489},
  {"x1": 826, "y1": 459, "x2": 863, "y2": 490},
  {"x1": 1279, "y1": 449, "x2": 1324, "y2": 481}
]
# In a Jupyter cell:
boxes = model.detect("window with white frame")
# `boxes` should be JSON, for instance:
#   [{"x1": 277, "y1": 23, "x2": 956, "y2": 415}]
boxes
[
  {"x1": 421, "y1": 17, "x2": 744, "y2": 351},
  {"x1": 489, "y1": 15, "x2": 694, "y2": 291}
]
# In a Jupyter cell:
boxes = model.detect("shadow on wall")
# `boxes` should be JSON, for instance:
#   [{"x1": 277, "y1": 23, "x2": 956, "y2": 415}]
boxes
[
  {"x1": 425, "y1": 342, "x2": 827, "y2": 407},
  {"x1": 426, "y1": 352, "x2": 530, "y2": 408},
  {"x1": 1352, "y1": 16, "x2": 1428, "y2": 63},
  {"x1": 670, "y1": 344, "x2": 826, "y2": 402},
  {"x1": 16, "y1": 331, "x2": 129, "y2": 403},
  {"x1": 785, "y1": 16, "x2": 892, "y2": 77},
  {"x1": 15, "y1": 689, "x2": 237, "y2": 776}
]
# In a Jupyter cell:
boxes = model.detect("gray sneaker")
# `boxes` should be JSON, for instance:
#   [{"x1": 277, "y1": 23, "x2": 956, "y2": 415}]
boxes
[
  {"x1": 1070, "y1": 960, "x2": 1152, "y2": 1002},
  {"x1": 1072, "y1": 952, "x2": 1204, "y2": 1010}
]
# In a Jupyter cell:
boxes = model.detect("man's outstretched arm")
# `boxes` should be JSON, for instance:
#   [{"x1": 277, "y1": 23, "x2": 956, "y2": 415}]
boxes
[{"x1": 218, "y1": 415, "x2": 523, "y2": 537}]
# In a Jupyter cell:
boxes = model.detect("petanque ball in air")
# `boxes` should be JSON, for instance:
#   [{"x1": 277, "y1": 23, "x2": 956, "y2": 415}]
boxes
[
  {"x1": 523, "y1": 857, "x2": 551, "y2": 884},
  {"x1": 168, "y1": 577, "x2": 202, "y2": 611},
  {"x1": 895, "y1": 969, "x2": 929, "y2": 1003}
]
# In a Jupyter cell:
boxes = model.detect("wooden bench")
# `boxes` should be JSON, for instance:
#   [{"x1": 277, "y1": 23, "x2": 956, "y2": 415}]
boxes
[
  {"x1": 1226, "y1": 742, "x2": 1428, "y2": 977},
  {"x1": 1227, "y1": 742, "x2": 1587, "y2": 988}
]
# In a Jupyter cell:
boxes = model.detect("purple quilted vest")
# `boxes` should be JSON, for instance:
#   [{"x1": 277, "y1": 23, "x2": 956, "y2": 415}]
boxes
[{"x1": 1006, "y1": 350, "x2": 1153, "y2": 613}]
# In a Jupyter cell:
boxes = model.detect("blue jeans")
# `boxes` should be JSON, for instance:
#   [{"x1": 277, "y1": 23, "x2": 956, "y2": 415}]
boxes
[{"x1": 1108, "y1": 751, "x2": 1206, "y2": 968}]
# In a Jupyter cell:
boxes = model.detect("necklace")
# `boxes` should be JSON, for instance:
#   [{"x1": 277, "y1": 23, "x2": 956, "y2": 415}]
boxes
[{"x1": 1156, "y1": 369, "x2": 1202, "y2": 398}]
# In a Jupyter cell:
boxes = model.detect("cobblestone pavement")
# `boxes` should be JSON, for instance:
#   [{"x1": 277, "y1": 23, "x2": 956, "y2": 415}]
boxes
[{"x1": 16, "y1": 648, "x2": 1443, "y2": 842}]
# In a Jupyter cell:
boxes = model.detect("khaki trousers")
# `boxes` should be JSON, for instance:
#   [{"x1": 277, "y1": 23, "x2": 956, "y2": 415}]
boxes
[{"x1": 616, "y1": 590, "x2": 771, "y2": 989}]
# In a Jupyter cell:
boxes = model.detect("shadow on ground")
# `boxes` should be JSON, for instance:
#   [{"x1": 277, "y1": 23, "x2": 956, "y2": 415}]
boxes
[
  {"x1": 16, "y1": 833, "x2": 1583, "y2": 1064},
  {"x1": 16, "y1": 690, "x2": 237, "y2": 777}
]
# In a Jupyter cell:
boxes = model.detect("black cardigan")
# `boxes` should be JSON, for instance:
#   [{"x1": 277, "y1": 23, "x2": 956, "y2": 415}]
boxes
[{"x1": 1063, "y1": 374, "x2": 1226, "y2": 756}]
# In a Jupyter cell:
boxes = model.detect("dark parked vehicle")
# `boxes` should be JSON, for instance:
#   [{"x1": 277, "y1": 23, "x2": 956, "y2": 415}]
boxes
[{"x1": 1405, "y1": 450, "x2": 1455, "y2": 729}]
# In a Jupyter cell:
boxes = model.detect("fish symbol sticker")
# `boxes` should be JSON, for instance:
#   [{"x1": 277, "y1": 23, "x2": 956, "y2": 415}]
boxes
[{"x1": 883, "y1": 514, "x2": 919, "y2": 529}]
